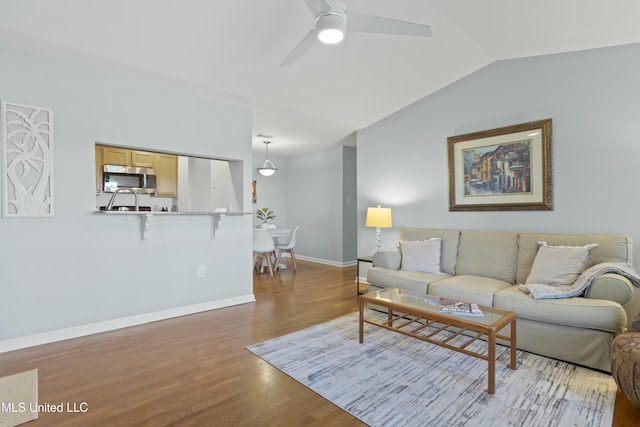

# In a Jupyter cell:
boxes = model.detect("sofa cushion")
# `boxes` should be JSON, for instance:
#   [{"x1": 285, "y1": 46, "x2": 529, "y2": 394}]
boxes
[
  {"x1": 400, "y1": 238, "x2": 442, "y2": 274},
  {"x1": 455, "y1": 230, "x2": 519, "y2": 283},
  {"x1": 494, "y1": 286, "x2": 628, "y2": 333},
  {"x1": 367, "y1": 267, "x2": 451, "y2": 294},
  {"x1": 525, "y1": 241, "x2": 597, "y2": 286},
  {"x1": 428, "y1": 275, "x2": 512, "y2": 307},
  {"x1": 397, "y1": 227, "x2": 459, "y2": 274},
  {"x1": 516, "y1": 233, "x2": 632, "y2": 284}
]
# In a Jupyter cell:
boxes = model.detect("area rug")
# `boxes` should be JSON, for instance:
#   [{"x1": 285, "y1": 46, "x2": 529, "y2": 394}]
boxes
[
  {"x1": 0, "y1": 369, "x2": 38, "y2": 427},
  {"x1": 246, "y1": 311, "x2": 616, "y2": 427}
]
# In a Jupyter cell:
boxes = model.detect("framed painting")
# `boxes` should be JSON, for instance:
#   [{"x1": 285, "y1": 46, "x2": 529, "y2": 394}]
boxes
[
  {"x1": 448, "y1": 118, "x2": 552, "y2": 211},
  {"x1": 252, "y1": 180, "x2": 257, "y2": 203}
]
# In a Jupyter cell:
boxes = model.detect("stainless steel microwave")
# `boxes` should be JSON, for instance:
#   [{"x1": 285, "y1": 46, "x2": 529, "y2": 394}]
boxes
[{"x1": 103, "y1": 165, "x2": 156, "y2": 194}]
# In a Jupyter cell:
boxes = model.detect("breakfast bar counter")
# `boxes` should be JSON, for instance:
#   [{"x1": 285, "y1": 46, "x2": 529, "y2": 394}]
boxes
[{"x1": 95, "y1": 210, "x2": 251, "y2": 240}]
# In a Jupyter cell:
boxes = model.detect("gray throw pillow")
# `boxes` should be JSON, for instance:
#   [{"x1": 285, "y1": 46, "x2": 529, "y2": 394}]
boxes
[
  {"x1": 399, "y1": 238, "x2": 442, "y2": 274},
  {"x1": 525, "y1": 241, "x2": 598, "y2": 286}
]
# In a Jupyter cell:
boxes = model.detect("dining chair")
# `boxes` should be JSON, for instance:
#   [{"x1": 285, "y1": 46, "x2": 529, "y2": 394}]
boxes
[
  {"x1": 253, "y1": 229, "x2": 277, "y2": 276},
  {"x1": 275, "y1": 226, "x2": 301, "y2": 272}
]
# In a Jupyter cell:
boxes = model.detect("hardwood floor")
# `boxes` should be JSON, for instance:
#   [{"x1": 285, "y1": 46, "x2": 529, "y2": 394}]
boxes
[{"x1": 1, "y1": 260, "x2": 638, "y2": 426}]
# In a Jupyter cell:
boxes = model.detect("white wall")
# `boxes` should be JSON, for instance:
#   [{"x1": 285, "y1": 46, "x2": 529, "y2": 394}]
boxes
[
  {"x1": 210, "y1": 159, "x2": 240, "y2": 212},
  {"x1": 357, "y1": 42, "x2": 640, "y2": 268},
  {"x1": 183, "y1": 158, "x2": 239, "y2": 212},
  {"x1": 0, "y1": 43, "x2": 253, "y2": 348}
]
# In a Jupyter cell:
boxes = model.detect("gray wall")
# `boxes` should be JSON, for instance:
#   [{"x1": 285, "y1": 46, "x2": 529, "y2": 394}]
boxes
[
  {"x1": 357, "y1": 42, "x2": 640, "y2": 268},
  {"x1": 0, "y1": 43, "x2": 253, "y2": 348},
  {"x1": 286, "y1": 145, "x2": 344, "y2": 264},
  {"x1": 253, "y1": 144, "x2": 357, "y2": 265},
  {"x1": 342, "y1": 146, "x2": 357, "y2": 263}
]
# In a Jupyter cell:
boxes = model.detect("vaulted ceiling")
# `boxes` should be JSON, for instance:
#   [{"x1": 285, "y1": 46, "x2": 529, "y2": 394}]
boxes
[{"x1": 1, "y1": 0, "x2": 639, "y2": 156}]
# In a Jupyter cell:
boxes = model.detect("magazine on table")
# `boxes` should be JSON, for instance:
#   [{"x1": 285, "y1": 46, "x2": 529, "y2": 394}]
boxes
[{"x1": 439, "y1": 298, "x2": 484, "y2": 317}]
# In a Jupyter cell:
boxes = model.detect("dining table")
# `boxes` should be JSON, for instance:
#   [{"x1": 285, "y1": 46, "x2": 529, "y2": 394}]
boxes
[{"x1": 255, "y1": 227, "x2": 291, "y2": 270}]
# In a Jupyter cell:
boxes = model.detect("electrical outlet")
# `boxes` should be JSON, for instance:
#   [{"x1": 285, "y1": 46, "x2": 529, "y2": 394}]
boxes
[{"x1": 197, "y1": 265, "x2": 206, "y2": 279}]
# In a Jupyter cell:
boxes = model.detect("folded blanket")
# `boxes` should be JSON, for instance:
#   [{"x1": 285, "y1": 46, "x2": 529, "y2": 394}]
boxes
[{"x1": 519, "y1": 262, "x2": 640, "y2": 300}]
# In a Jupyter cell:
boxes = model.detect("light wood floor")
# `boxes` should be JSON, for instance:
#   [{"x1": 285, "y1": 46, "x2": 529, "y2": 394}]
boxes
[{"x1": 1, "y1": 260, "x2": 638, "y2": 426}]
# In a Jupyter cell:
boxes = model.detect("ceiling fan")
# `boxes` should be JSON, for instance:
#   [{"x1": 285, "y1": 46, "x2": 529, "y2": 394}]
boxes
[{"x1": 281, "y1": 0, "x2": 432, "y2": 66}]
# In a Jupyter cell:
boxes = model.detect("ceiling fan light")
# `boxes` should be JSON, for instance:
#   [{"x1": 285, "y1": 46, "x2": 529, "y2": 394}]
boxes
[
  {"x1": 316, "y1": 13, "x2": 346, "y2": 44},
  {"x1": 318, "y1": 28, "x2": 344, "y2": 44}
]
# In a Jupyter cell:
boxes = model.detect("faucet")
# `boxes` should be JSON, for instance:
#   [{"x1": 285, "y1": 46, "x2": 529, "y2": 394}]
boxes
[{"x1": 106, "y1": 188, "x2": 139, "y2": 211}]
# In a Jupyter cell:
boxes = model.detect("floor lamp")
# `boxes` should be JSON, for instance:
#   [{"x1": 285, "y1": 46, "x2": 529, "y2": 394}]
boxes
[{"x1": 365, "y1": 205, "x2": 393, "y2": 253}]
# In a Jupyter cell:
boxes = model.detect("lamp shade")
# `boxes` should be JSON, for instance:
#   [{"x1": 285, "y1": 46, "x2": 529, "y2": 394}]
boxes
[
  {"x1": 258, "y1": 159, "x2": 277, "y2": 176},
  {"x1": 257, "y1": 141, "x2": 277, "y2": 176},
  {"x1": 365, "y1": 206, "x2": 392, "y2": 228}
]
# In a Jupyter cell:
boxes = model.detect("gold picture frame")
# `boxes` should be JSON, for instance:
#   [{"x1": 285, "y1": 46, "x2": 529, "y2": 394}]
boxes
[{"x1": 448, "y1": 119, "x2": 552, "y2": 211}]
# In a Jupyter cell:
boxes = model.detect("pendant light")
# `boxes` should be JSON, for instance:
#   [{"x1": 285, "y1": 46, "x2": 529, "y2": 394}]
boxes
[{"x1": 257, "y1": 141, "x2": 277, "y2": 176}]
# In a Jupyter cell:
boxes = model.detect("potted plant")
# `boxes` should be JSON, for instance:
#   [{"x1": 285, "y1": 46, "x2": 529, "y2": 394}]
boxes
[{"x1": 256, "y1": 207, "x2": 276, "y2": 229}]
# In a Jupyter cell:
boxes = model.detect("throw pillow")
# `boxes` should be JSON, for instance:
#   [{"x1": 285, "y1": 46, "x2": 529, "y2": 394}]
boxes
[
  {"x1": 400, "y1": 238, "x2": 442, "y2": 274},
  {"x1": 525, "y1": 241, "x2": 598, "y2": 286}
]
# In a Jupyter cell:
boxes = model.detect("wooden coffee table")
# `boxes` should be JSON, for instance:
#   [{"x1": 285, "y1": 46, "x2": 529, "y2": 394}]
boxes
[{"x1": 358, "y1": 288, "x2": 517, "y2": 394}]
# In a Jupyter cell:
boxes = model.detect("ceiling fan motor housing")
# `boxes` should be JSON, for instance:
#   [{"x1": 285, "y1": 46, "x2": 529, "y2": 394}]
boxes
[{"x1": 315, "y1": 7, "x2": 347, "y2": 44}]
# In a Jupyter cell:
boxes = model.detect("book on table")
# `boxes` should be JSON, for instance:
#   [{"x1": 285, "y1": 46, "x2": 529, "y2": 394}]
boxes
[{"x1": 439, "y1": 298, "x2": 484, "y2": 317}]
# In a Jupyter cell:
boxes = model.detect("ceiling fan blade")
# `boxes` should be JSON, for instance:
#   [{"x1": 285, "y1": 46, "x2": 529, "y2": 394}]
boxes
[
  {"x1": 281, "y1": 30, "x2": 318, "y2": 66},
  {"x1": 304, "y1": 0, "x2": 332, "y2": 15},
  {"x1": 348, "y1": 11, "x2": 432, "y2": 37}
]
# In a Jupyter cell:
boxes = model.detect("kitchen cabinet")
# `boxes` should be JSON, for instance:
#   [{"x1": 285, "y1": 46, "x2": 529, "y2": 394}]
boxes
[
  {"x1": 101, "y1": 146, "x2": 131, "y2": 166},
  {"x1": 154, "y1": 153, "x2": 178, "y2": 196},
  {"x1": 131, "y1": 150, "x2": 155, "y2": 167},
  {"x1": 95, "y1": 145, "x2": 103, "y2": 192},
  {"x1": 99, "y1": 146, "x2": 154, "y2": 167},
  {"x1": 95, "y1": 144, "x2": 178, "y2": 197}
]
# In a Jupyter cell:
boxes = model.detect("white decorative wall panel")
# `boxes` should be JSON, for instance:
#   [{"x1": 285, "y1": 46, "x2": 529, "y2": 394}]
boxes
[{"x1": 2, "y1": 102, "x2": 54, "y2": 217}]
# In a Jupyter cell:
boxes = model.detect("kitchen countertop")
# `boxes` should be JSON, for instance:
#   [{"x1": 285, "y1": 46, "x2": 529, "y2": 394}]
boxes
[{"x1": 95, "y1": 210, "x2": 250, "y2": 215}]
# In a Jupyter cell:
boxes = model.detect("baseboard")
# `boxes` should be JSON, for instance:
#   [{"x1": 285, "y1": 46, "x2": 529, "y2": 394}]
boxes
[
  {"x1": 0, "y1": 294, "x2": 256, "y2": 354},
  {"x1": 296, "y1": 255, "x2": 357, "y2": 267}
]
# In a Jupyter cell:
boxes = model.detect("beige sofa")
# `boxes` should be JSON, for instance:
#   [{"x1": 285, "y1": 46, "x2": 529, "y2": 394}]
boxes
[{"x1": 366, "y1": 227, "x2": 640, "y2": 372}]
